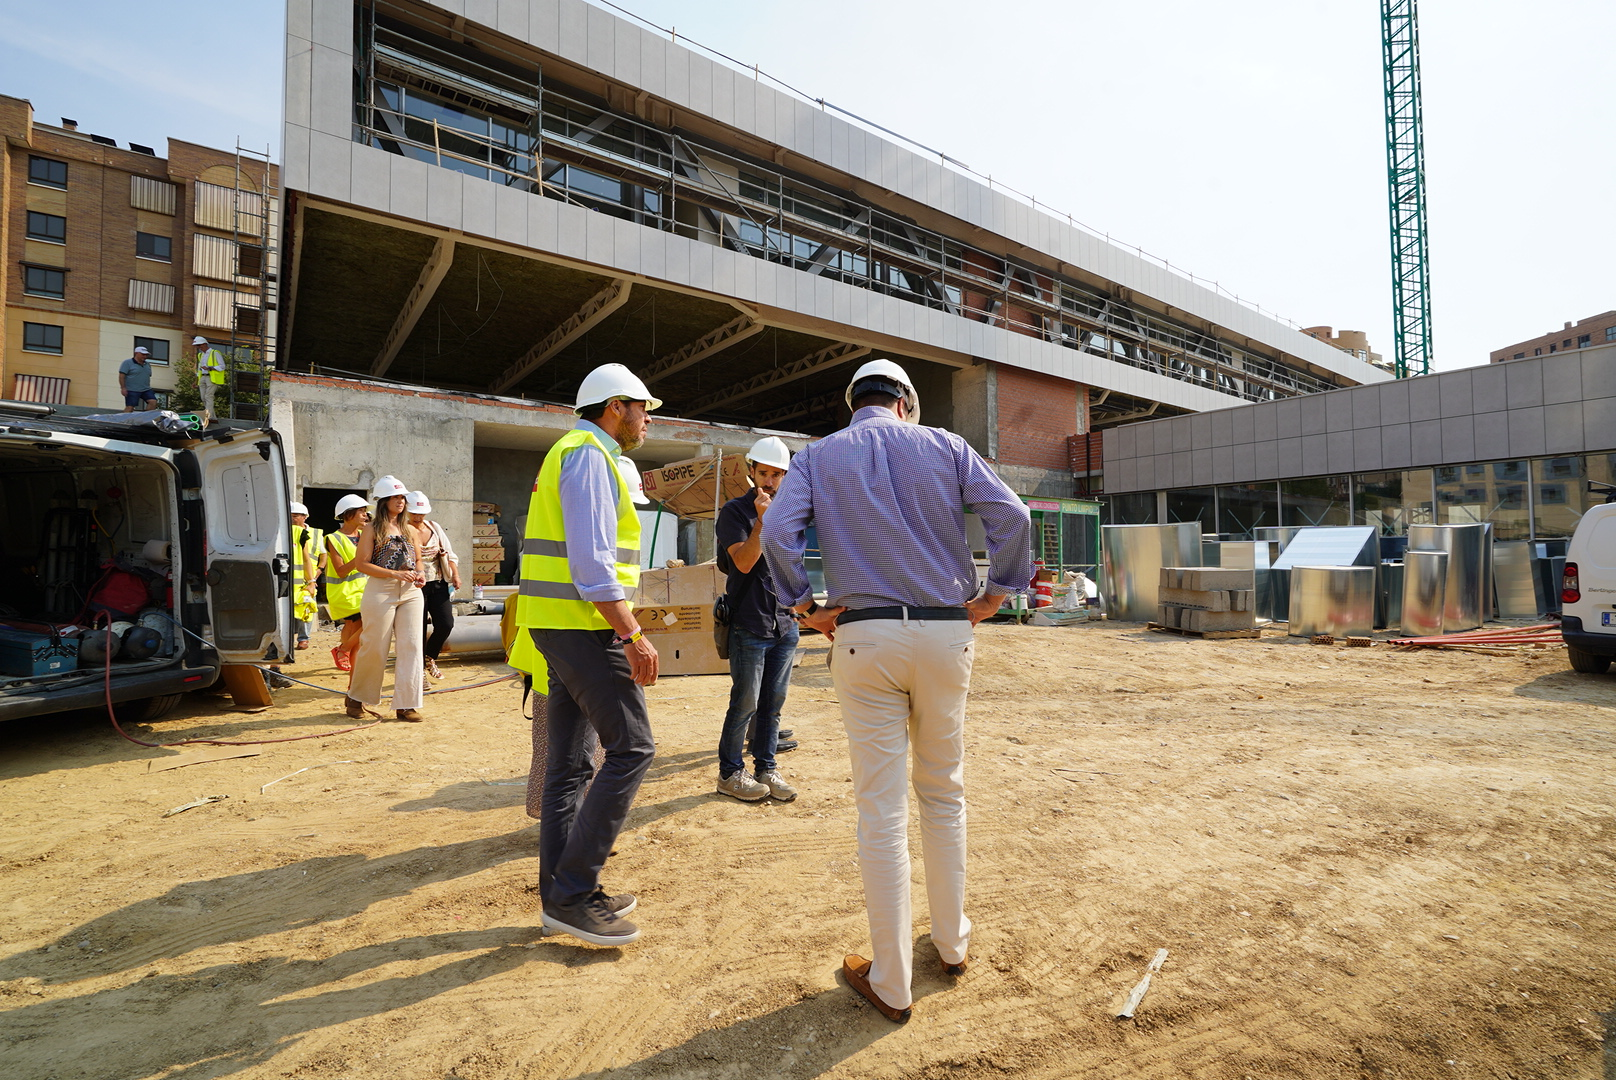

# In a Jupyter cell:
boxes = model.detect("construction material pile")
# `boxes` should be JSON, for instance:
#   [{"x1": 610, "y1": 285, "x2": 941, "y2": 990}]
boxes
[
  {"x1": 1154, "y1": 567, "x2": 1256, "y2": 634},
  {"x1": 1389, "y1": 623, "x2": 1565, "y2": 656}
]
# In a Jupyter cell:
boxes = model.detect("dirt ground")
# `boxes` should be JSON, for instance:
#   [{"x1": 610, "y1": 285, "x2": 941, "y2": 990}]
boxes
[{"x1": 0, "y1": 619, "x2": 1613, "y2": 1080}]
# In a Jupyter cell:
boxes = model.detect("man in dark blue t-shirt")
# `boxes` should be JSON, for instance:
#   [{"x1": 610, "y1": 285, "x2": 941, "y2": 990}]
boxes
[{"x1": 713, "y1": 436, "x2": 801, "y2": 802}]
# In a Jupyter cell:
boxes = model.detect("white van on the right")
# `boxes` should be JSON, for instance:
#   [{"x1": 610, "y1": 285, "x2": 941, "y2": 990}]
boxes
[{"x1": 1562, "y1": 481, "x2": 1616, "y2": 674}]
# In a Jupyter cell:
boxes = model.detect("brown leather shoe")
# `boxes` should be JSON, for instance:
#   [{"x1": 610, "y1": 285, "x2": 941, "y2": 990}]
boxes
[
  {"x1": 941, "y1": 953, "x2": 969, "y2": 977},
  {"x1": 344, "y1": 697, "x2": 364, "y2": 719},
  {"x1": 842, "y1": 954, "x2": 910, "y2": 1022},
  {"x1": 395, "y1": 709, "x2": 424, "y2": 722}
]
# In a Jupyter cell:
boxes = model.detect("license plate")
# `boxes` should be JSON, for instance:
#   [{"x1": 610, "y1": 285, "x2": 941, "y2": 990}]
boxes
[{"x1": 1604, "y1": 611, "x2": 1615, "y2": 627}]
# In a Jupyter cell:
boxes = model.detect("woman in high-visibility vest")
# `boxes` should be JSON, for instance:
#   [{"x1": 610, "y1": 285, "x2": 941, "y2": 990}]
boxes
[
  {"x1": 325, "y1": 494, "x2": 370, "y2": 672},
  {"x1": 289, "y1": 502, "x2": 317, "y2": 650}
]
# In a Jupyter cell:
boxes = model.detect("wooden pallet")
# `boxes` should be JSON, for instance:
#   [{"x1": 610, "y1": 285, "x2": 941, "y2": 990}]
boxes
[{"x1": 1146, "y1": 622, "x2": 1261, "y2": 641}]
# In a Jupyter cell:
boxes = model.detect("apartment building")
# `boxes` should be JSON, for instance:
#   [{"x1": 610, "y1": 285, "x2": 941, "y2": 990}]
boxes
[
  {"x1": 0, "y1": 95, "x2": 276, "y2": 412},
  {"x1": 1490, "y1": 311, "x2": 1616, "y2": 363}
]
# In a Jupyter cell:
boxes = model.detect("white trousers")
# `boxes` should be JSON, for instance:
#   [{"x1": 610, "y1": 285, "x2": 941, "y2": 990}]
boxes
[
  {"x1": 831, "y1": 616, "x2": 975, "y2": 1010},
  {"x1": 198, "y1": 377, "x2": 218, "y2": 420},
  {"x1": 348, "y1": 577, "x2": 424, "y2": 710}
]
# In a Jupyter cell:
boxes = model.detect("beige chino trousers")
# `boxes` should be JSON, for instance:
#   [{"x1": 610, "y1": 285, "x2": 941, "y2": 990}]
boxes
[
  {"x1": 348, "y1": 577, "x2": 425, "y2": 710},
  {"x1": 831, "y1": 616, "x2": 975, "y2": 1010}
]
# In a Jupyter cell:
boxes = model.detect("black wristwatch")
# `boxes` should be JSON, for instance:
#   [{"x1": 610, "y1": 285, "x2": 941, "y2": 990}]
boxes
[{"x1": 803, "y1": 601, "x2": 820, "y2": 617}]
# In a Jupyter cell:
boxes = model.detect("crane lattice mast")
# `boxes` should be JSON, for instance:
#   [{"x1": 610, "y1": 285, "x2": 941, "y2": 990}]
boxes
[{"x1": 1381, "y1": 0, "x2": 1432, "y2": 378}]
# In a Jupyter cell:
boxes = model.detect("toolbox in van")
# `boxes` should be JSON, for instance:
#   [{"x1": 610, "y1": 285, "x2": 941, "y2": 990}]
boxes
[{"x1": 0, "y1": 627, "x2": 78, "y2": 678}]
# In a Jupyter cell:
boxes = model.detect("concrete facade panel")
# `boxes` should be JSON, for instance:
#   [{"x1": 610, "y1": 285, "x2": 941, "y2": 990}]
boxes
[
  {"x1": 1325, "y1": 390, "x2": 1353, "y2": 433},
  {"x1": 1210, "y1": 409, "x2": 1233, "y2": 448},
  {"x1": 1408, "y1": 375, "x2": 1441, "y2": 423},
  {"x1": 461, "y1": 178, "x2": 496, "y2": 239},
  {"x1": 526, "y1": 192, "x2": 560, "y2": 250},
  {"x1": 612, "y1": 216, "x2": 641, "y2": 273},
  {"x1": 1352, "y1": 428, "x2": 1383, "y2": 473},
  {"x1": 493, "y1": 184, "x2": 527, "y2": 245},
  {"x1": 1542, "y1": 353, "x2": 1582, "y2": 405},
  {"x1": 1252, "y1": 403, "x2": 1277, "y2": 442},
  {"x1": 1171, "y1": 420, "x2": 1192, "y2": 453},
  {"x1": 425, "y1": 166, "x2": 463, "y2": 229},
  {"x1": 350, "y1": 143, "x2": 391, "y2": 209},
  {"x1": 1212, "y1": 446, "x2": 1234, "y2": 485},
  {"x1": 1326, "y1": 429, "x2": 1353, "y2": 471},
  {"x1": 1471, "y1": 364, "x2": 1508, "y2": 416},
  {"x1": 584, "y1": 3, "x2": 615, "y2": 74},
  {"x1": 1380, "y1": 424, "x2": 1412, "y2": 469},
  {"x1": 1275, "y1": 397, "x2": 1303, "y2": 439},
  {"x1": 558, "y1": 2, "x2": 587, "y2": 63},
  {"x1": 309, "y1": 44, "x2": 351, "y2": 138},
  {"x1": 554, "y1": 201, "x2": 588, "y2": 260},
  {"x1": 1439, "y1": 368, "x2": 1474, "y2": 418},
  {"x1": 1584, "y1": 396, "x2": 1616, "y2": 449},
  {"x1": 1300, "y1": 394, "x2": 1326, "y2": 436},
  {"x1": 1301, "y1": 433, "x2": 1328, "y2": 476},
  {"x1": 389, "y1": 154, "x2": 430, "y2": 221},
  {"x1": 1544, "y1": 402, "x2": 1584, "y2": 454},
  {"x1": 1473, "y1": 412, "x2": 1510, "y2": 460},
  {"x1": 307, "y1": 131, "x2": 353, "y2": 203},
  {"x1": 636, "y1": 32, "x2": 666, "y2": 98},
  {"x1": 1440, "y1": 416, "x2": 1475, "y2": 462},
  {"x1": 1410, "y1": 418, "x2": 1443, "y2": 464},
  {"x1": 1253, "y1": 441, "x2": 1280, "y2": 481},
  {"x1": 1190, "y1": 450, "x2": 1212, "y2": 487},
  {"x1": 310, "y1": 0, "x2": 351, "y2": 48},
  {"x1": 1172, "y1": 453, "x2": 1192, "y2": 488},
  {"x1": 287, "y1": 0, "x2": 313, "y2": 39},
  {"x1": 685, "y1": 49, "x2": 713, "y2": 120},
  {"x1": 285, "y1": 37, "x2": 313, "y2": 135},
  {"x1": 1231, "y1": 404, "x2": 1255, "y2": 445},
  {"x1": 1190, "y1": 412, "x2": 1213, "y2": 447},
  {"x1": 1507, "y1": 407, "x2": 1546, "y2": 459},
  {"x1": 1232, "y1": 441, "x2": 1255, "y2": 481},
  {"x1": 496, "y1": 0, "x2": 528, "y2": 40},
  {"x1": 463, "y1": 0, "x2": 497, "y2": 30},
  {"x1": 1504, "y1": 359, "x2": 1544, "y2": 408},
  {"x1": 1584, "y1": 350, "x2": 1616, "y2": 401},
  {"x1": 1378, "y1": 379, "x2": 1411, "y2": 426},
  {"x1": 283, "y1": 123, "x2": 312, "y2": 195}
]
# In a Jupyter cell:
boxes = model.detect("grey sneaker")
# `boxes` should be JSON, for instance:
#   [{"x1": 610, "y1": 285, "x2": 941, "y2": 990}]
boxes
[
  {"x1": 755, "y1": 769, "x2": 797, "y2": 801},
  {"x1": 717, "y1": 770, "x2": 770, "y2": 801},
  {"x1": 542, "y1": 896, "x2": 641, "y2": 946},
  {"x1": 589, "y1": 887, "x2": 637, "y2": 916}
]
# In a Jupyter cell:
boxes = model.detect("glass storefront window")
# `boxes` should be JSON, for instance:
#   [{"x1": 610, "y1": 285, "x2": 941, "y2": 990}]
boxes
[
  {"x1": 1106, "y1": 492, "x2": 1158, "y2": 525},
  {"x1": 1352, "y1": 470, "x2": 1434, "y2": 535},
  {"x1": 1280, "y1": 477, "x2": 1349, "y2": 527},
  {"x1": 1533, "y1": 454, "x2": 1616, "y2": 538},
  {"x1": 1165, "y1": 487, "x2": 1215, "y2": 531},
  {"x1": 1215, "y1": 483, "x2": 1278, "y2": 538},
  {"x1": 1435, "y1": 460, "x2": 1529, "y2": 539}
]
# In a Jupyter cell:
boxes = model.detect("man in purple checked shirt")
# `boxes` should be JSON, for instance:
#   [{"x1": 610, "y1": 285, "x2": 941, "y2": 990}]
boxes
[{"x1": 761, "y1": 358, "x2": 1032, "y2": 1023}]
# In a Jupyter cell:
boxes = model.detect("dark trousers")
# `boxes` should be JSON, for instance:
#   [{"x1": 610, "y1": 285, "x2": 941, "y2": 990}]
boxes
[
  {"x1": 531, "y1": 627, "x2": 656, "y2": 908},
  {"x1": 421, "y1": 579, "x2": 454, "y2": 660}
]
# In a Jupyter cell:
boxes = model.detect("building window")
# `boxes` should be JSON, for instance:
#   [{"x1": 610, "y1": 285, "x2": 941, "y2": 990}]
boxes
[
  {"x1": 23, "y1": 265, "x2": 66, "y2": 299},
  {"x1": 1513, "y1": 352, "x2": 1525, "y2": 359},
  {"x1": 28, "y1": 156, "x2": 67, "y2": 188},
  {"x1": 151, "y1": 389, "x2": 172, "y2": 408},
  {"x1": 1577, "y1": 334, "x2": 1590, "y2": 348},
  {"x1": 134, "y1": 336, "x2": 171, "y2": 365},
  {"x1": 1563, "y1": 339, "x2": 1572, "y2": 348},
  {"x1": 1606, "y1": 327, "x2": 1616, "y2": 342},
  {"x1": 26, "y1": 211, "x2": 67, "y2": 243},
  {"x1": 22, "y1": 322, "x2": 64, "y2": 354},
  {"x1": 135, "y1": 232, "x2": 172, "y2": 262},
  {"x1": 128, "y1": 278, "x2": 176, "y2": 314},
  {"x1": 1534, "y1": 348, "x2": 1542, "y2": 356},
  {"x1": 13, "y1": 374, "x2": 71, "y2": 404}
]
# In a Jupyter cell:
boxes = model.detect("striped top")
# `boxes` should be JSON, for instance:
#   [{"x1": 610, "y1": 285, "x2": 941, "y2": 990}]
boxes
[{"x1": 762, "y1": 407, "x2": 1032, "y2": 610}]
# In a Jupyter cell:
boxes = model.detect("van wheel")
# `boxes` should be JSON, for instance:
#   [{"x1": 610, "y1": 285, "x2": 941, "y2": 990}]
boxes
[
  {"x1": 117, "y1": 694, "x2": 186, "y2": 723},
  {"x1": 1567, "y1": 646, "x2": 1613, "y2": 674}
]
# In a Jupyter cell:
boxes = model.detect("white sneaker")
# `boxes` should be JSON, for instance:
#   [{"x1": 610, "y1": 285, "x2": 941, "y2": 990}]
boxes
[
  {"x1": 755, "y1": 769, "x2": 797, "y2": 801},
  {"x1": 717, "y1": 771, "x2": 770, "y2": 801}
]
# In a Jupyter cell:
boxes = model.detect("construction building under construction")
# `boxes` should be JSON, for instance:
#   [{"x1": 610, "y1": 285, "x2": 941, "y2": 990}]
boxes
[{"x1": 277, "y1": 0, "x2": 1388, "y2": 566}]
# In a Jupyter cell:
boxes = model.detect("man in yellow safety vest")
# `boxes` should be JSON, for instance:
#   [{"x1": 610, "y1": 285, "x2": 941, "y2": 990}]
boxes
[
  {"x1": 516, "y1": 362, "x2": 659, "y2": 947},
  {"x1": 193, "y1": 335, "x2": 226, "y2": 426},
  {"x1": 289, "y1": 501, "x2": 318, "y2": 650}
]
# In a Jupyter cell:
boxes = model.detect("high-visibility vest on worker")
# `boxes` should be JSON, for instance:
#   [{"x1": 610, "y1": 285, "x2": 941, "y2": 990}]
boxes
[
  {"x1": 324, "y1": 531, "x2": 366, "y2": 621},
  {"x1": 197, "y1": 347, "x2": 227, "y2": 385},
  {"x1": 516, "y1": 428, "x2": 641, "y2": 632},
  {"x1": 291, "y1": 524, "x2": 313, "y2": 589}
]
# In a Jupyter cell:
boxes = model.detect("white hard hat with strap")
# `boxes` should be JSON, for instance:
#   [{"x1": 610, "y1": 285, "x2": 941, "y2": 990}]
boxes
[
  {"x1": 372, "y1": 475, "x2": 410, "y2": 499},
  {"x1": 845, "y1": 358, "x2": 920, "y2": 424},
  {"x1": 574, "y1": 363, "x2": 663, "y2": 414},
  {"x1": 745, "y1": 436, "x2": 792, "y2": 471}
]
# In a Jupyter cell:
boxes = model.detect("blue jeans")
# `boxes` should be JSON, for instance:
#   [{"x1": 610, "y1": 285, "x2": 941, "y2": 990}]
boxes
[{"x1": 719, "y1": 622, "x2": 799, "y2": 777}]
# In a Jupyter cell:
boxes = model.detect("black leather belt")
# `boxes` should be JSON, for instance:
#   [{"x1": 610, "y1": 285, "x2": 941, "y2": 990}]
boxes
[{"x1": 838, "y1": 606, "x2": 970, "y2": 624}]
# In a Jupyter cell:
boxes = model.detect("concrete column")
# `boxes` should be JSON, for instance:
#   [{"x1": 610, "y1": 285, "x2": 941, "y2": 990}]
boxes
[{"x1": 950, "y1": 361, "x2": 997, "y2": 461}]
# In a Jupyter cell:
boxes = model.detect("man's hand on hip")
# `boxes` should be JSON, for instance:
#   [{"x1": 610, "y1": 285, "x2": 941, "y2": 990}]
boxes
[
  {"x1": 964, "y1": 593, "x2": 1005, "y2": 625},
  {"x1": 802, "y1": 604, "x2": 846, "y2": 640},
  {"x1": 626, "y1": 636, "x2": 659, "y2": 686}
]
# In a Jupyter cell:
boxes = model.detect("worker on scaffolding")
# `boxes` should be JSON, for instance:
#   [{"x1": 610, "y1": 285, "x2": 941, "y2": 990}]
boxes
[{"x1": 192, "y1": 336, "x2": 227, "y2": 426}]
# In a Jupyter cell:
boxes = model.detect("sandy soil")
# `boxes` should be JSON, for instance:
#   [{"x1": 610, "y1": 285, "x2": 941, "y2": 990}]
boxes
[{"x1": 0, "y1": 620, "x2": 1612, "y2": 1080}]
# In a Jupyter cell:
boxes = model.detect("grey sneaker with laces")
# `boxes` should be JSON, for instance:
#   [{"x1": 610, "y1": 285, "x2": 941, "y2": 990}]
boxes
[
  {"x1": 717, "y1": 770, "x2": 770, "y2": 801},
  {"x1": 590, "y1": 887, "x2": 637, "y2": 915},
  {"x1": 542, "y1": 896, "x2": 641, "y2": 946},
  {"x1": 755, "y1": 769, "x2": 797, "y2": 801}
]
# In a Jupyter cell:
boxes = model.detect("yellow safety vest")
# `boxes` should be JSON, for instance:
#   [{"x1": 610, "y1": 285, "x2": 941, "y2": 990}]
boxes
[
  {"x1": 291, "y1": 524, "x2": 312, "y2": 587},
  {"x1": 197, "y1": 347, "x2": 227, "y2": 385},
  {"x1": 515, "y1": 428, "x2": 641, "y2": 632},
  {"x1": 324, "y1": 531, "x2": 366, "y2": 621}
]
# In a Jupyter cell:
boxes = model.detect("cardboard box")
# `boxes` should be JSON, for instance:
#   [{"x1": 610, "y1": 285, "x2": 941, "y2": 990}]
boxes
[
  {"x1": 471, "y1": 536, "x2": 504, "y2": 548},
  {"x1": 634, "y1": 563, "x2": 728, "y2": 675},
  {"x1": 472, "y1": 572, "x2": 498, "y2": 586},
  {"x1": 473, "y1": 502, "x2": 500, "y2": 516},
  {"x1": 473, "y1": 523, "x2": 501, "y2": 538},
  {"x1": 640, "y1": 454, "x2": 751, "y2": 520}
]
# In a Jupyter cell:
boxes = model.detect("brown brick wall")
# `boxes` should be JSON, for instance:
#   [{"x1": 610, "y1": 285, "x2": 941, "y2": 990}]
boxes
[
  {"x1": 994, "y1": 364, "x2": 1079, "y2": 471},
  {"x1": 1490, "y1": 311, "x2": 1616, "y2": 362}
]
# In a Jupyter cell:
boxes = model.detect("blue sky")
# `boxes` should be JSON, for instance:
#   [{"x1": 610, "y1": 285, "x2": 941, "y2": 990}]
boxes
[{"x1": 3, "y1": 0, "x2": 1611, "y2": 371}]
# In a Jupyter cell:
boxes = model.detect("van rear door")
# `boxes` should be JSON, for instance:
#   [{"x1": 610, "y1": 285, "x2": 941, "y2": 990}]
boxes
[{"x1": 189, "y1": 430, "x2": 293, "y2": 663}]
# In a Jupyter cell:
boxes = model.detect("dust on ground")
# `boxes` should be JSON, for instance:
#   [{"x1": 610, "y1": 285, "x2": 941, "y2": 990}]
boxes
[{"x1": 0, "y1": 621, "x2": 1612, "y2": 1080}]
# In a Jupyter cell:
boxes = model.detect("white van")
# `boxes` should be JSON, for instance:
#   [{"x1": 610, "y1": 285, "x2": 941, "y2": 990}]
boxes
[
  {"x1": 0, "y1": 401, "x2": 293, "y2": 722},
  {"x1": 1561, "y1": 481, "x2": 1616, "y2": 675}
]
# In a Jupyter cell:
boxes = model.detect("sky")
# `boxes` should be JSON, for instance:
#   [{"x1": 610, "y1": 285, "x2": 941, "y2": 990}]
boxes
[{"x1": 2, "y1": 0, "x2": 1611, "y2": 372}]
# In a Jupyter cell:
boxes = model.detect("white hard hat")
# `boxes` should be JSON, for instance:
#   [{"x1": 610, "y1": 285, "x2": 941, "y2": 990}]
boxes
[
  {"x1": 617, "y1": 458, "x2": 650, "y2": 504},
  {"x1": 288, "y1": 501, "x2": 309, "y2": 516},
  {"x1": 192, "y1": 336, "x2": 208, "y2": 346},
  {"x1": 745, "y1": 436, "x2": 792, "y2": 471},
  {"x1": 405, "y1": 490, "x2": 432, "y2": 515},
  {"x1": 845, "y1": 358, "x2": 920, "y2": 424},
  {"x1": 575, "y1": 363, "x2": 662, "y2": 414},
  {"x1": 334, "y1": 493, "x2": 369, "y2": 519},
  {"x1": 372, "y1": 475, "x2": 409, "y2": 499}
]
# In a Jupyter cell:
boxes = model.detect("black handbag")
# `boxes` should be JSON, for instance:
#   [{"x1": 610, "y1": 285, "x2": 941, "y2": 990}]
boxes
[{"x1": 712, "y1": 595, "x2": 732, "y2": 661}]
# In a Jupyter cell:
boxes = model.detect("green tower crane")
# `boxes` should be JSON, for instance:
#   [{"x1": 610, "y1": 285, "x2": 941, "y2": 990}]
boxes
[{"x1": 1381, "y1": 0, "x2": 1432, "y2": 378}]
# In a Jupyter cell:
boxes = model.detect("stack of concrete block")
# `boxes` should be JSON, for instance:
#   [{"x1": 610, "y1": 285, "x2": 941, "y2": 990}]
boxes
[{"x1": 1157, "y1": 567, "x2": 1257, "y2": 632}]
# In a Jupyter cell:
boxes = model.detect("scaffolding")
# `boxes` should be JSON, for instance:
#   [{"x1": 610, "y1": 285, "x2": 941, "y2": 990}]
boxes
[{"x1": 210, "y1": 143, "x2": 278, "y2": 422}]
